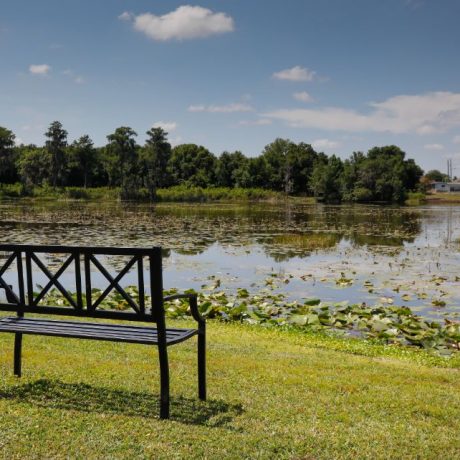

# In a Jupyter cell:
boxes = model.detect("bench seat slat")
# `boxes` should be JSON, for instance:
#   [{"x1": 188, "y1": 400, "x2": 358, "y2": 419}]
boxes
[
  {"x1": 0, "y1": 317, "x2": 197, "y2": 345},
  {"x1": 0, "y1": 316, "x2": 189, "y2": 334}
]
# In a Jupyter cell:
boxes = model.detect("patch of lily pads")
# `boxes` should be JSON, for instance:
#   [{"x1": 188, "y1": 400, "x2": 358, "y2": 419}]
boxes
[{"x1": 39, "y1": 283, "x2": 460, "y2": 356}]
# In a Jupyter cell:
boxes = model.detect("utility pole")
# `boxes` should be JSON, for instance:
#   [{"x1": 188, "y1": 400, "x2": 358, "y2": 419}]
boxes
[{"x1": 447, "y1": 159, "x2": 452, "y2": 181}]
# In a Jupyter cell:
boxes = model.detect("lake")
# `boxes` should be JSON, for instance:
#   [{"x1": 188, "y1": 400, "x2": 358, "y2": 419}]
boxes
[{"x1": 0, "y1": 200, "x2": 459, "y2": 322}]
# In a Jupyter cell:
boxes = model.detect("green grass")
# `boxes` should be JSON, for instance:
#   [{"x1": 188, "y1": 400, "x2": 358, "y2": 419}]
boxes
[
  {"x1": 1, "y1": 319, "x2": 459, "y2": 459},
  {"x1": 426, "y1": 192, "x2": 460, "y2": 203},
  {"x1": 405, "y1": 191, "x2": 427, "y2": 206},
  {"x1": 155, "y1": 185, "x2": 285, "y2": 202},
  {"x1": 0, "y1": 184, "x2": 298, "y2": 203}
]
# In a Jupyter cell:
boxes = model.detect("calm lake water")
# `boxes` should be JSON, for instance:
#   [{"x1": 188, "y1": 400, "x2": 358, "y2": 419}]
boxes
[{"x1": 0, "y1": 200, "x2": 459, "y2": 322}]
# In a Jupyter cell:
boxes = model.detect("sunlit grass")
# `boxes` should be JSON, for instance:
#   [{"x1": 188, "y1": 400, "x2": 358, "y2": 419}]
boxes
[
  {"x1": 426, "y1": 192, "x2": 460, "y2": 203},
  {"x1": 0, "y1": 184, "x2": 291, "y2": 203},
  {"x1": 1, "y1": 319, "x2": 459, "y2": 459},
  {"x1": 405, "y1": 191, "x2": 427, "y2": 206}
]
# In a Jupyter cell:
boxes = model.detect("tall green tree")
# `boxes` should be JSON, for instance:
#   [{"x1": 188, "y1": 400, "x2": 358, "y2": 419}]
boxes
[
  {"x1": 141, "y1": 127, "x2": 171, "y2": 200},
  {"x1": 106, "y1": 127, "x2": 139, "y2": 199},
  {"x1": 261, "y1": 138, "x2": 292, "y2": 192},
  {"x1": 353, "y1": 146, "x2": 423, "y2": 203},
  {"x1": 261, "y1": 139, "x2": 319, "y2": 194},
  {"x1": 17, "y1": 146, "x2": 51, "y2": 189},
  {"x1": 342, "y1": 151, "x2": 366, "y2": 201},
  {"x1": 45, "y1": 121, "x2": 68, "y2": 187},
  {"x1": 169, "y1": 144, "x2": 216, "y2": 187},
  {"x1": 0, "y1": 126, "x2": 18, "y2": 183},
  {"x1": 232, "y1": 156, "x2": 268, "y2": 188},
  {"x1": 215, "y1": 151, "x2": 248, "y2": 188},
  {"x1": 311, "y1": 155, "x2": 344, "y2": 203},
  {"x1": 69, "y1": 135, "x2": 97, "y2": 188},
  {"x1": 287, "y1": 142, "x2": 320, "y2": 194}
]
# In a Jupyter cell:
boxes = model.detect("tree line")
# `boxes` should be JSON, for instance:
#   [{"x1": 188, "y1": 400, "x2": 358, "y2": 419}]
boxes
[{"x1": 0, "y1": 121, "x2": 425, "y2": 203}]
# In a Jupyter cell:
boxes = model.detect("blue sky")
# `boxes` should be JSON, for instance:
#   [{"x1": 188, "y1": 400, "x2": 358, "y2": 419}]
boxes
[{"x1": 1, "y1": 0, "x2": 460, "y2": 172}]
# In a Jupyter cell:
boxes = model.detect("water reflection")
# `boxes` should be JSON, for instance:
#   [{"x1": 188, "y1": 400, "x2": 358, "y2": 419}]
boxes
[
  {"x1": 0, "y1": 201, "x2": 424, "y2": 259},
  {"x1": 0, "y1": 201, "x2": 459, "y2": 321}
]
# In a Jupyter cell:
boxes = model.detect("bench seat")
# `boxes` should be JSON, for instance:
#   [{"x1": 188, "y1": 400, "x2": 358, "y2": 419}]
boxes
[{"x1": 0, "y1": 317, "x2": 197, "y2": 345}]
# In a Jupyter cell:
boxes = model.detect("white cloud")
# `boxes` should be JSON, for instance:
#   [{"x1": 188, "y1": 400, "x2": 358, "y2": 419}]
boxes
[
  {"x1": 453, "y1": 135, "x2": 460, "y2": 144},
  {"x1": 152, "y1": 121, "x2": 177, "y2": 132},
  {"x1": 29, "y1": 64, "x2": 50, "y2": 75},
  {"x1": 118, "y1": 11, "x2": 133, "y2": 21},
  {"x1": 263, "y1": 92, "x2": 460, "y2": 135},
  {"x1": 188, "y1": 103, "x2": 254, "y2": 113},
  {"x1": 312, "y1": 139, "x2": 340, "y2": 150},
  {"x1": 123, "y1": 6, "x2": 234, "y2": 41},
  {"x1": 293, "y1": 91, "x2": 313, "y2": 102},
  {"x1": 424, "y1": 143, "x2": 444, "y2": 150},
  {"x1": 239, "y1": 119, "x2": 272, "y2": 126},
  {"x1": 273, "y1": 66, "x2": 316, "y2": 82}
]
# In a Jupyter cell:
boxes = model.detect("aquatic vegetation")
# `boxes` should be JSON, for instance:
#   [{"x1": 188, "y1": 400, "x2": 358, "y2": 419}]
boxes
[{"x1": 38, "y1": 285, "x2": 460, "y2": 355}]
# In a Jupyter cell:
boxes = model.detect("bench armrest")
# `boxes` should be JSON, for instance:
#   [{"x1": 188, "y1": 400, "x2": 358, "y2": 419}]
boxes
[{"x1": 163, "y1": 293, "x2": 205, "y2": 325}]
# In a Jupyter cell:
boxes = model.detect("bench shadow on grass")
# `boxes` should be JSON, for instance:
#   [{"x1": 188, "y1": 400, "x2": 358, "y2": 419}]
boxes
[{"x1": 0, "y1": 379, "x2": 243, "y2": 427}]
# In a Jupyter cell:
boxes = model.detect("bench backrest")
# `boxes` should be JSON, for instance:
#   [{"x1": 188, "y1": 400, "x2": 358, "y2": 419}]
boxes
[{"x1": 0, "y1": 244, "x2": 164, "y2": 323}]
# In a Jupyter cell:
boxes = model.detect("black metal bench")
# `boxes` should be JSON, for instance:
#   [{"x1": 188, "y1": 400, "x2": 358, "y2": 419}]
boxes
[{"x1": 0, "y1": 244, "x2": 206, "y2": 419}]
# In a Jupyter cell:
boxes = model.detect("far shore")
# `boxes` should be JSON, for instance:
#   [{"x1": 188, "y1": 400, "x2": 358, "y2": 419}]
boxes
[{"x1": 1, "y1": 184, "x2": 459, "y2": 205}]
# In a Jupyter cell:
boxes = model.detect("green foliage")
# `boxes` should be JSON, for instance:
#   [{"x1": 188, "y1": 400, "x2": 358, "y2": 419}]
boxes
[
  {"x1": 0, "y1": 126, "x2": 18, "y2": 183},
  {"x1": 342, "y1": 146, "x2": 424, "y2": 203},
  {"x1": 310, "y1": 155, "x2": 344, "y2": 203},
  {"x1": 45, "y1": 121, "x2": 68, "y2": 187},
  {"x1": 261, "y1": 139, "x2": 319, "y2": 194},
  {"x1": 17, "y1": 146, "x2": 51, "y2": 188},
  {"x1": 140, "y1": 127, "x2": 172, "y2": 199},
  {"x1": 156, "y1": 185, "x2": 282, "y2": 202},
  {"x1": 215, "y1": 151, "x2": 248, "y2": 188},
  {"x1": 352, "y1": 187, "x2": 373, "y2": 202},
  {"x1": 425, "y1": 169, "x2": 449, "y2": 182},
  {"x1": 68, "y1": 135, "x2": 99, "y2": 188},
  {"x1": 0, "y1": 182, "x2": 25, "y2": 198},
  {"x1": 0, "y1": 123, "x2": 425, "y2": 204},
  {"x1": 170, "y1": 144, "x2": 217, "y2": 187},
  {"x1": 106, "y1": 127, "x2": 140, "y2": 200},
  {"x1": 405, "y1": 191, "x2": 427, "y2": 206}
]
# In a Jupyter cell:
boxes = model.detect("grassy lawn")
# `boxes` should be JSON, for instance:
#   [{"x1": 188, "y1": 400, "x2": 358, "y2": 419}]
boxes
[
  {"x1": 426, "y1": 192, "x2": 460, "y2": 203},
  {"x1": 1, "y1": 320, "x2": 459, "y2": 459}
]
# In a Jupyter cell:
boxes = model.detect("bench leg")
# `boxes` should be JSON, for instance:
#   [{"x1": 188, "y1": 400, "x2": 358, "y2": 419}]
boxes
[
  {"x1": 14, "y1": 333, "x2": 22, "y2": 377},
  {"x1": 198, "y1": 324, "x2": 206, "y2": 401},
  {"x1": 158, "y1": 343, "x2": 170, "y2": 419}
]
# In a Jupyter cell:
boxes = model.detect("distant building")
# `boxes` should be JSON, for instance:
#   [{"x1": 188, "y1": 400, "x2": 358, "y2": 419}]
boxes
[{"x1": 431, "y1": 182, "x2": 460, "y2": 192}]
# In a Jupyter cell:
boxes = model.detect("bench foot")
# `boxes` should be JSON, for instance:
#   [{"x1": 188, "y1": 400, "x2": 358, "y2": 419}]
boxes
[
  {"x1": 158, "y1": 343, "x2": 170, "y2": 419},
  {"x1": 198, "y1": 326, "x2": 206, "y2": 401},
  {"x1": 14, "y1": 333, "x2": 22, "y2": 377}
]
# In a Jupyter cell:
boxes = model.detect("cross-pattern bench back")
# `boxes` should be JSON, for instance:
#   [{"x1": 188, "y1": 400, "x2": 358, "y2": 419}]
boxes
[{"x1": 0, "y1": 244, "x2": 163, "y2": 323}]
